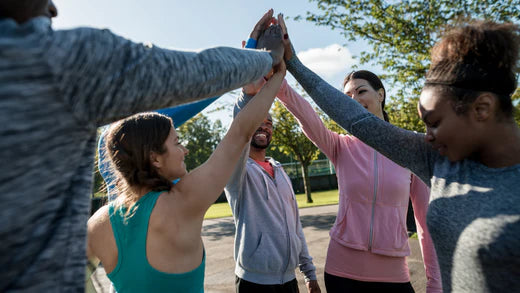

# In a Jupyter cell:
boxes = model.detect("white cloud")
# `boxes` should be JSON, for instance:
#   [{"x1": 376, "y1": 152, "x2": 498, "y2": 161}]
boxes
[{"x1": 297, "y1": 44, "x2": 355, "y2": 79}]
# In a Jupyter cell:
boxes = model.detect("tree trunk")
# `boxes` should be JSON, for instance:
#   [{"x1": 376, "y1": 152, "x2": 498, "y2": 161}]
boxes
[{"x1": 301, "y1": 163, "x2": 313, "y2": 203}]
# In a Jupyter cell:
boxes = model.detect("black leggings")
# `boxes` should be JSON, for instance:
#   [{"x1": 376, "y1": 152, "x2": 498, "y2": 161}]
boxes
[
  {"x1": 324, "y1": 272, "x2": 415, "y2": 293},
  {"x1": 235, "y1": 276, "x2": 299, "y2": 293}
]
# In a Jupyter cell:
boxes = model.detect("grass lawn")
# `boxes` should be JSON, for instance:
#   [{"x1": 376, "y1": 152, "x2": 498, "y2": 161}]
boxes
[{"x1": 204, "y1": 189, "x2": 339, "y2": 219}]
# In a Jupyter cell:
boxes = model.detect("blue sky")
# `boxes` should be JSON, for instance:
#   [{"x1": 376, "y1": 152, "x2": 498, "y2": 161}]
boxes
[{"x1": 53, "y1": 0, "x2": 372, "y2": 125}]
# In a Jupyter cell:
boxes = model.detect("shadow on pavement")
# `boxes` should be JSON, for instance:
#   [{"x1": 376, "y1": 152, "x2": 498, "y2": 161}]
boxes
[
  {"x1": 299, "y1": 214, "x2": 336, "y2": 231},
  {"x1": 201, "y1": 212, "x2": 337, "y2": 242},
  {"x1": 202, "y1": 220, "x2": 235, "y2": 241}
]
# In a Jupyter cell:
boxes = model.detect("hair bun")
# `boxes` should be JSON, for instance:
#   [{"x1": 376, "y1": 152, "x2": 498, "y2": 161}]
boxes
[{"x1": 427, "y1": 21, "x2": 519, "y2": 96}]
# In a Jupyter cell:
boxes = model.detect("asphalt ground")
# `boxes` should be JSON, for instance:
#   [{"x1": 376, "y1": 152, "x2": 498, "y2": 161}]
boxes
[{"x1": 91, "y1": 204, "x2": 427, "y2": 293}]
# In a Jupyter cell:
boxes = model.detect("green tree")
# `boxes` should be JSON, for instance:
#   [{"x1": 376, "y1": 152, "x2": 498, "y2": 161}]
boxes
[
  {"x1": 318, "y1": 107, "x2": 349, "y2": 135},
  {"x1": 386, "y1": 95, "x2": 425, "y2": 132},
  {"x1": 266, "y1": 140, "x2": 298, "y2": 163},
  {"x1": 177, "y1": 113, "x2": 225, "y2": 171},
  {"x1": 272, "y1": 100, "x2": 322, "y2": 203},
  {"x1": 299, "y1": 0, "x2": 520, "y2": 128}
]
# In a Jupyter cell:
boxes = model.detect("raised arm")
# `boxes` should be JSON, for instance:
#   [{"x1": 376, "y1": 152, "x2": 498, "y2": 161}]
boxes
[
  {"x1": 277, "y1": 15, "x2": 437, "y2": 184},
  {"x1": 97, "y1": 96, "x2": 221, "y2": 199},
  {"x1": 409, "y1": 175, "x2": 443, "y2": 293},
  {"x1": 51, "y1": 26, "x2": 277, "y2": 127},
  {"x1": 277, "y1": 79, "x2": 343, "y2": 163},
  {"x1": 177, "y1": 61, "x2": 286, "y2": 217},
  {"x1": 224, "y1": 89, "x2": 255, "y2": 210}
]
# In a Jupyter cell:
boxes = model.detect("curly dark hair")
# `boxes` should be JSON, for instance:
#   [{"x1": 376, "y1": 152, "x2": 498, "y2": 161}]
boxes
[{"x1": 425, "y1": 21, "x2": 520, "y2": 118}]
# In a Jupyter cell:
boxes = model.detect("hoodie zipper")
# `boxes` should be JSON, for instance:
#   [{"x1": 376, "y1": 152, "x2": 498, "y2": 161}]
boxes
[
  {"x1": 368, "y1": 150, "x2": 378, "y2": 251},
  {"x1": 279, "y1": 166, "x2": 292, "y2": 284},
  {"x1": 257, "y1": 159, "x2": 292, "y2": 284}
]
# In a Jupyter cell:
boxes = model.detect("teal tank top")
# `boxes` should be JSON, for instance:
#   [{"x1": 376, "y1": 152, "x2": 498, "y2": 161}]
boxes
[{"x1": 107, "y1": 191, "x2": 205, "y2": 292}]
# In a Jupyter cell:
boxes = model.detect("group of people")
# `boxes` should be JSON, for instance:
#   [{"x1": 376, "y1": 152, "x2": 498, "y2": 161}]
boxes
[{"x1": 1, "y1": 1, "x2": 518, "y2": 293}]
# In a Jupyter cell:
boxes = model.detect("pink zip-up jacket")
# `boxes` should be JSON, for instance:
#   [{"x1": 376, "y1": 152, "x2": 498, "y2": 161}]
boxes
[{"x1": 277, "y1": 80, "x2": 442, "y2": 291}]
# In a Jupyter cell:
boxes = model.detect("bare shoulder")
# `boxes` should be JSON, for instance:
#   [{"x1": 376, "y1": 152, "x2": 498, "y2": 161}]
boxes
[
  {"x1": 87, "y1": 204, "x2": 118, "y2": 271},
  {"x1": 87, "y1": 205, "x2": 114, "y2": 254},
  {"x1": 88, "y1": 204, "x2": 111, "y2": 233}
]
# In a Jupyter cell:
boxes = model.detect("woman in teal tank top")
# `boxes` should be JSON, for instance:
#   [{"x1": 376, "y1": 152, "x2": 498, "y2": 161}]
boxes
[{"x1": 85, "y1": 25, "x2": 286, "y2": 292}]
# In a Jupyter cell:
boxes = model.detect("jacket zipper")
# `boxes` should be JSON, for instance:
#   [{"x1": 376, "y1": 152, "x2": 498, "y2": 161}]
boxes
[
  {"x1": 368, "y1": 150, "x2": 378, "y2": 251},
  {"x1": 279, "y1": 166, "x2": 291, "y2": 284},
  {"x1": 260, "y1": 160, "x2": 290, "y2": 283}
]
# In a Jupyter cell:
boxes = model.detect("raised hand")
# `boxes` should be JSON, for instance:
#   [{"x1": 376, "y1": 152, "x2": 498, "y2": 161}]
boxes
[
  {"x1": 249, "y1": 9, "x2": 275, "y2": 40},
  {"x1": 257, "y1": 24, "x2": 284, "y2": 66},
  {"x1": 277, "y1": 13, "x2": 294, "y2": 61}
]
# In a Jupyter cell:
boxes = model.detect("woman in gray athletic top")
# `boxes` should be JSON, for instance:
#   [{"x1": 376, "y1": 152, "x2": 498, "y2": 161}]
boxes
[
  {"x1": 276, "y1": 15, "x2": 520, "y2": 293},
  {"x1": 0, "y1": 2, "x2": 282, "y2": 291}
]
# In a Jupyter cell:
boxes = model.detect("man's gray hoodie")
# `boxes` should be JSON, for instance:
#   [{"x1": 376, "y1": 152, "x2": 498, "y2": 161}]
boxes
[{"x1": 224, "y1": 91, "x2": 317, "y2": 285}]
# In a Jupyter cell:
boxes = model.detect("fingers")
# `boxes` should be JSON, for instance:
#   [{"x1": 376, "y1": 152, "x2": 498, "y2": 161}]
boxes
[
  {"x1": 257, "y1": 9, "x2": 274, "y2": 30},
  {"x1": 278, "y1": 13, "x2": 287, "y2": 35},
  {"x1": 241, "y1": 40, "x2": 246, "y2": 48},
  {"x1": 277, "y1": 13, "x2": 289, "y2": 42},
  {"x1": 277, "y1": 13, "x2": 293, "y2": 61},
  {"x1": 250, "y1": 9, "x2": 274, "y2": 40}
]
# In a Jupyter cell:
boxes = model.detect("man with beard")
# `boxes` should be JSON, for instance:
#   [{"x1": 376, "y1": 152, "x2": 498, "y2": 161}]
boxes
[{"x1": 224, "y1": 76, "x2": 320, "y2": 292}]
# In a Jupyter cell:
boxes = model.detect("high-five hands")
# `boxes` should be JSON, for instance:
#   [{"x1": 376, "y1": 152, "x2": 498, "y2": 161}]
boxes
[
  {"x1": 257, "y1": 21, "x2": 284, "y2": 67},
  {"x1": 253, "y1": 11, "x2": 293, "y2": 64},
  {"x1": 277, "y1": 13, "x2": 293, "y2": 61},
  {"x1": 249, "y1": 9, "x2": 276, "y2": 41},
  {"x1": 250, "y1": 9, "x2": 284, "y2": 67}
]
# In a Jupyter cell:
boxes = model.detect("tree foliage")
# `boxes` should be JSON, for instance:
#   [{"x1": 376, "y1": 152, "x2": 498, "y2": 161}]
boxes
[
  {"x1": 272, "y1": 100, "x2": 321, "y2": 203},
  {"x1": 386, "y1": 96, "x2": 425, "y2": 132},
  {"x1": 177, "y1": 113, "x2": 224, "y2": 171},
  {"x1": 301, "y1": 0, "x2": 519, "y2": 94},
  {"x1": 318, "y1": 107, "x2": 349, "y2": 135},
  {"x1": 299, "y1": 0, "x2": 520, "y2": 129}
]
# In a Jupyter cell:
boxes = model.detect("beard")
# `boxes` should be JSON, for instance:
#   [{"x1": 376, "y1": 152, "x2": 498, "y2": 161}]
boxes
[{"x1": 251, "y1": 138, "x2": 271, "y2": 149}]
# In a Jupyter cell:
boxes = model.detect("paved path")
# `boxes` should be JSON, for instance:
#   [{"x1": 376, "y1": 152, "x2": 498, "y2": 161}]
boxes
[{"x1": 91, "y1": 204, "x2": 427, "y2": 292}]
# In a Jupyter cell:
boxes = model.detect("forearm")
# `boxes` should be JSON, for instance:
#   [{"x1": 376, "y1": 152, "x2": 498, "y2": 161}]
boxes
[
  {"x1": 410, "y1": 176, "x2": 442, "y2": 292},
  {"x1": 54, "y1": 28, "x2": 273, "y2": 126},
  {"x1": 156, "y1": 96, "x2": 219, "y2": 127},
  {"x1": 233, "y1": 90, "x2": 255, "y2": 118},
  {"x1": 286, "y1": 56, "x2": 435, "y2": 183},
  {"x1": 277, "y1": 79, "x2": 340, "y2": 160},
  {"x1": 297, "y1": 229, "x2": 317, "y2": 282},
  {"x1": 418, "y1": 228, "x2": 443, "y2": 293},
  {"x1": 225, "y1": 145, "x2": 250, "y2": 202},
  {"x1": 182, "y1": 72, "x2": 282, "y2": 211}
]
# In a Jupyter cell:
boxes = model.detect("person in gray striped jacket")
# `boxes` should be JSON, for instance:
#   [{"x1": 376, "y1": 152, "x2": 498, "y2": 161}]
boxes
[{"x1": 0, "y1": 2, "x2": 283, "y2": 291}]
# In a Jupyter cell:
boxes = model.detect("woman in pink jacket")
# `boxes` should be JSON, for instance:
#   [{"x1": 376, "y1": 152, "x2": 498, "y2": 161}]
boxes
[{"x1": 276, "y1": 70, "x2": 442, "y2": 292}]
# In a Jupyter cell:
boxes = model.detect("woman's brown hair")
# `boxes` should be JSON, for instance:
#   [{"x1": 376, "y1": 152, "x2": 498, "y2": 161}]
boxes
[
  {"x1": 344, "y1": 70, "x2": 390, "y2": 122},
  {"x1": 105, "y1": 113, "x2": 174, "y2": 211}
]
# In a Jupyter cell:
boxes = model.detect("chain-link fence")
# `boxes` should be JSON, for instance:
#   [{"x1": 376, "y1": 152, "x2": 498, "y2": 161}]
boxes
[{"x1": 281, "y1": 159, "x2": 336, "y2": 179}]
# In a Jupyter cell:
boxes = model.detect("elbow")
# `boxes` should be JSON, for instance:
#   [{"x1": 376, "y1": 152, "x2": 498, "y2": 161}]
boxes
[{"x1": 225, "y1": 123, "x2": 252, "y2": 149}]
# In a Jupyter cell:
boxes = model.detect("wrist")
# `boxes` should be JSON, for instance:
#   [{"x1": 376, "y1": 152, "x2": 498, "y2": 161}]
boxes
[{"x1": 245, "y1": 38, "x2": 257, "y2": 49}]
